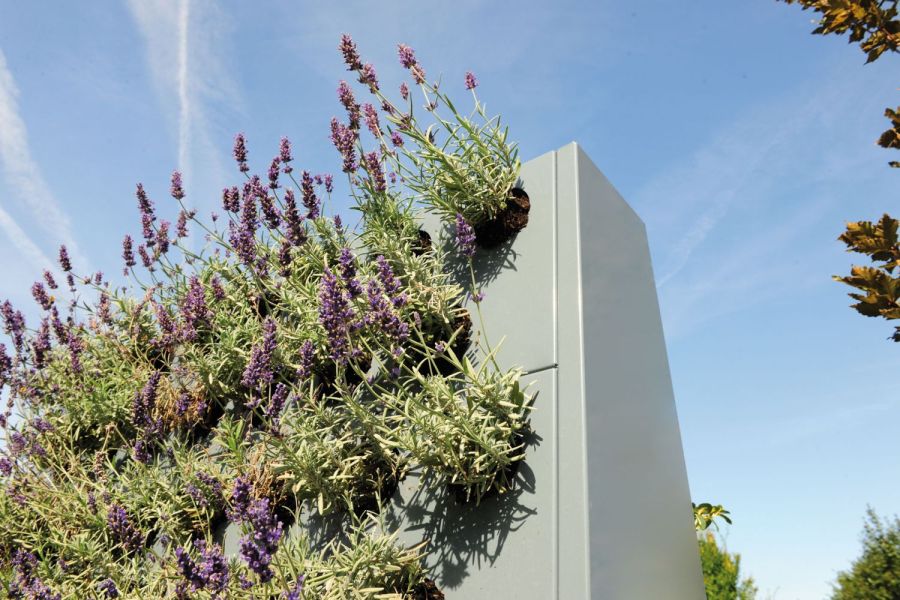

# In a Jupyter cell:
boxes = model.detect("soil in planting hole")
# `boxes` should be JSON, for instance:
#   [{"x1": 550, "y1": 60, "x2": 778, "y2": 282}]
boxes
[
  {"x1": 473, "y1": 188, "x2": 530, "y2": 249},
  {"x1": 432, "y1": 311, "x2": 473, "y2": 377},
  {"x1": 413, "y1": 229, "x2": 433, "y2": 256},
  {"x1": 352, "y1": 455, "x2": 403, "y2": 517},
  {"x1": 409, "y1": 579, "x2": 445, "y2": 600}
]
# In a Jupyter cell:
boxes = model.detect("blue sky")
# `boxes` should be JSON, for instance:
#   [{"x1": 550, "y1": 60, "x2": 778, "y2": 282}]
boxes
[{"x1": 1, "y1": 1, "x2": 898, "y2": 597}]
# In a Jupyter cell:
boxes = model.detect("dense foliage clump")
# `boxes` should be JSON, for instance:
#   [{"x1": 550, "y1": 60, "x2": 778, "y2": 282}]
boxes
[
  {"x1": 0, "y1": 35, "x2": 529, "y2": 598},
  {"x1": 832, "y1": 508, "x2": 900, "y2": 600},
  {"x1": 698, "y1": 532, "x2": 758, "y2": 600}
]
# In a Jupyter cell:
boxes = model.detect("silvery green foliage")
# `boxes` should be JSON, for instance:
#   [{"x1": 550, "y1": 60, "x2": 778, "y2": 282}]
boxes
[{"x1": 0, "y1": 37, "x2": 528, "y2": 598}]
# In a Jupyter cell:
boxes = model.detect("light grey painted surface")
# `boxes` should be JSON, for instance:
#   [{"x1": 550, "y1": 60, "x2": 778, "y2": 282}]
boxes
[{"x1": 392, "y1": 143, "x2": 705, "y2": 598}]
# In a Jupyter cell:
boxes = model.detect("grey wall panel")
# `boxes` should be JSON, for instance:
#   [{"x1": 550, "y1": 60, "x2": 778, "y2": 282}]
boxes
[
  {"x1": 349, "y1": 144, "x2": 702, "y2": 598},
  {"x1": 389, "y1": 368, "x2": 557, "y2": 597},
  {"x1": 567, "y1": 144, "x2": 706, "y2": 599}
]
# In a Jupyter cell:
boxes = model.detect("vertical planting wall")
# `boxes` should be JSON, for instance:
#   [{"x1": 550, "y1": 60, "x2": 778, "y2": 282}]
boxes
[{"x1": 389, "y1": 143, "x2": 705, "y2": 599}]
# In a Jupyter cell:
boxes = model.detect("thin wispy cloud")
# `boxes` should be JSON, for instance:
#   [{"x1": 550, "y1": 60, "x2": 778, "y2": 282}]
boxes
[
  {"x1": 0, "y1": 204, "x2": 52, "y2": 271},
  {"x1": 127, "y1": 0, "x2": 237, "y2": 212},
  {"x1": 633, "y1": 62, "x2": 890, "y2": 338},
  {"x1": 0, "y1": 47, "x2": 86, "y2": 269}
]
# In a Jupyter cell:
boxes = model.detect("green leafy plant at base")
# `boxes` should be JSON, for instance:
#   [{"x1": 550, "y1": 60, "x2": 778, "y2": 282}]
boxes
[
  {"x1": 0, "y1": 35, "x2": 529, "y2": 598},
  {"x1": 832, "y1": 508, "x2": 900, "y2": 599},
  {"x1": 698, "y1": 531, "x2": 758, "y2": 600}
]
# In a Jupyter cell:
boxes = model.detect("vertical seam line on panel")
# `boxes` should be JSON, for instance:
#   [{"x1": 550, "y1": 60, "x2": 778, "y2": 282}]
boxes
[
  {"x1": 574, "y1": 150, "x2": 591, "y2": 599},
  {"x1": 552, "y1": 149, "x2": 559, "y2": 600}
]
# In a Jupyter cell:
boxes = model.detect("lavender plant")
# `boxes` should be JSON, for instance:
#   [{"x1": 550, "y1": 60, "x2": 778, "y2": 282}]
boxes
[
  {"x1": 0, "y1": 35, "x2": 531, "y2": 598},
  {"x1": 337, "y1": 35, "x2": 522, "y2": 232}
]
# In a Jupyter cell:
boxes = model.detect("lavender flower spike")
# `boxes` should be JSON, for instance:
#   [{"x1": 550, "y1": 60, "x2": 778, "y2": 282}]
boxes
[
  {"x1": 170, "y1": 170, "x2": 185, "y2": 200},
  {"x1": 465, "y1": 71, "x2": 478, "y2": 90},
  {"x1": 339, "y1": 33, "x2": 362, "y2": 71},
  {"x1": 58, "y1": 245, "x2": 72, "y2": 272},
  {"x1": 242, "y1": 318, "x2": 278, "y2": 392},
  {"x1": 233, "y1": 133, "x2": 249, "y2": 172},
  {"x1": 454, "y1": 213, "x2": 477, "y2": 258}
]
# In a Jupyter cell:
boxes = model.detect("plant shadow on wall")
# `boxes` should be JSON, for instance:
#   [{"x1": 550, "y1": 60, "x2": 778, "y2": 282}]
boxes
[
  {"x1": 385, "y1": 422, "x2": 542, "y2": 590},
  {"x1": 0, "y1": 34, "x2": 535, "y2": 598}
]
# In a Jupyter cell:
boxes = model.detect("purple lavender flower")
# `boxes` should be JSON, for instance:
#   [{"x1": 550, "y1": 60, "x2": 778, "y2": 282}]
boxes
[
  {"x1": 133, "y1": 438, "x2": 151, "y2": 464},
  {"x1": 0, "y1": 344, "x2": 9, "y2": 386},
  {"x1": 122, "y1": 235, "x2": 136, "y2": 269},
  {"x1": 300, "y1": 171, "x2": 320, "y2": 220},
  {"x1": 98, "y1": 578, "x2": 119, "y2": 598},
  {"x1": 364, "y1": 151, "x2": 386, "y2": 193},
  {"x1": 136, "y1": 182, "x2": 154, "y2": 215},
  {"x1": 297, "y1": 340, "x2": 315, "y2": 380},
  {"x1": 330, "y1": 118, "x2": 358, "y2": 173},
  {"x1": 337, "y1": 80, "x2": 361, "y2": 130},
  {"x1": 138, "y1": 244, "x2": 154, "y2": 270},
  {"x1": 338, "y1": 248, "x2": 363, "y2": 297},
  {"x1": 282, "y1": 189, "x2": 307, "y2": 247},
  {"x1": 465, "y1": 71, "x2": 478, "y2": 90},
  {"x1": 454, "y1": 213, "x2": 477, "y2": 258},
  {"x1": 266, "y1": 383, "x2": 289, "y2": 423},
  {"x1": 242, "y1": 318, "x2": 278, "y2": 392},
  {"x1": 8, "y1": 432, "x2": 25, "y2": 456},
  {"x1": 376, "y1": 256, "x2": 401, "y2": 296},
  {"x1": 176, "y1": 209, "x2": 194, "y2": 238},
  {"x1": 97, "y1": 291, "x2": 112, "y2": 325},
  {"x1": 132, "y1": 371, "x2": 161, "y2": 430},
  {"x1": 397, "y1": 43, "x2": 426, "y2": 84},
  {"x1": 32, "y1": 319, "x2": 51, "y2": 368},
  {"x1": 278, "y1": 240, "x2": 293, "y2": 275},
  {"x1": 397, "y1": 43, "x2": 417, "y2": 69},
  {"x1": 339, "y1": 33, "x2": 362, "y2": 71},
  {"x1": 268, "y1": 156, "x2": 281, "y2": 189},
  {"x1": 284, "y1": 575, "x2": 305, "y2": 600},
  {"x1": 359, "y1": 62, "x2": 379, "y2": 91},
  {"x1": 66, "y1": 331, "x2": 84, "y2": 374},
  {"x1": 400, "y1": 82, "x2": 409, "y2": 100},
  {"x1": 279, "y1": 137, "x2": 293, "y2": 172},
  {"x1": 58, "y1": 245, "x2": 72, "y2": 272},
  {"x1": 156, "y1": 220, "x2": 171, "y2": 254},
  {"x1": 229, "y1": 191, "x2": 259, "y2": 267},
  {"x1": 228, "y1": 476, "x2": 253, "y2": 522},
  {"x1": 363, "y1": 103, "x2": 381, "y2": 137},
  {"x1": 239, "y1": 497, "x2": 283, "y2": 583},
  {"x1": 107, "y1": 504, "x2": 145, "y2": 553},
  {"x1": 141, "y1": 211, "x2": 155, "y2": 244},
  {"x1": 196, "y1": 541, "x2": 230, "y2": 595},
  {"x1": 222, "y1": 186, "x2": 240, "y2": 213},
  {"x1": 94, "y1": 271, "x2": 104, "y2": 285},
  {"x1": 323, "y1": 174, "x2": 334, "y2": 194},
  {"x1": 210, "y1": 275, "x2": 226, "y2": 301},
  {"x1": 364, "y1": 280, "x2": 409, "y2": 344},
  {"x1": 42, "y1": 270, "x2": 57, "y2": 290},
  {"x1": 234, "y1": 133, "x2": 249, "y2": 172},
  {"x1": 31, "y1": 282, "x2": 52, "y2": 311},
  {"x1": 187, "y1": 472, "x2": 223, "y2": 511},
  {"x1": 1, "y1": 301, "x2": 25, "y2": 351},
  {"x1": 171, "y1": 171, "x2": 185, "y2": 200},
  {"x1": 318, "y1": 269, "x2": 355, "y2": 365},
  {"x1": 9, "y1": 550, "x2": 61, "y2": 600},
  {"x1": 390, "y1": 131, "x2": 404, "y2": 147},
  {"x1": 181, "y1": 276, "x2": 211, "y2": 340},
  {"x1": 473, "y1": 290, "x2": 486, "y2": 302},
  {"x1": 0, "y1": 457, "x2": 13, "y2": 477},
  {"x1": 87, "y1": 491, "x2": 97, "y2": 512}
]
